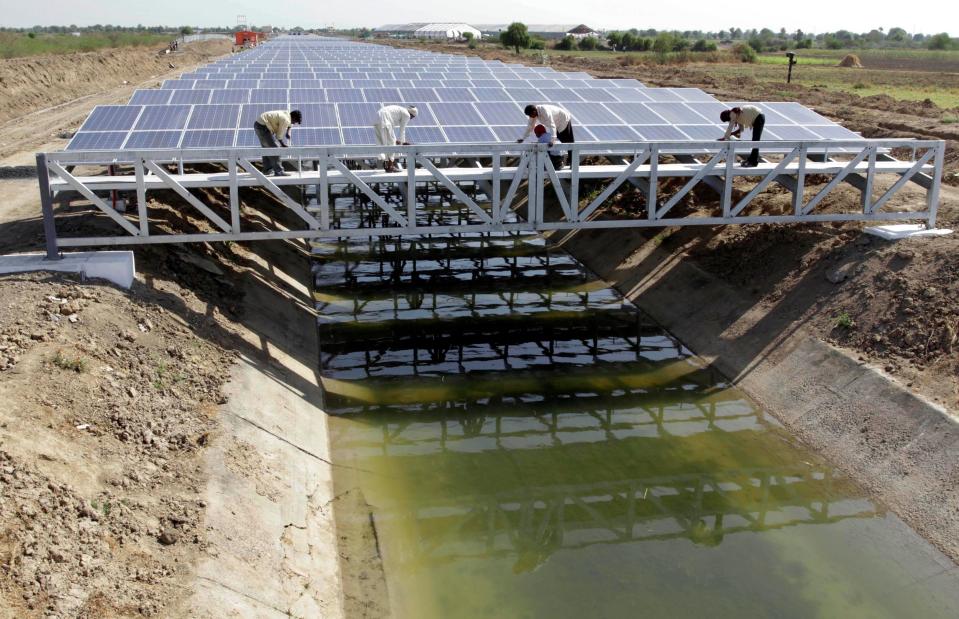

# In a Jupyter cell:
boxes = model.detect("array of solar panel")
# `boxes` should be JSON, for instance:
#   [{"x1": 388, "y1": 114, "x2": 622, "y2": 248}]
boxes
[{"x1": 67, "y1": 36, "x2": 862, "y2": 151}]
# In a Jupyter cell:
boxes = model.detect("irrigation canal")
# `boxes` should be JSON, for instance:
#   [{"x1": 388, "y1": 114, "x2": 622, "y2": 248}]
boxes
[{"x1": 311, "y1": 190, "x2": 959, "y2": 618}]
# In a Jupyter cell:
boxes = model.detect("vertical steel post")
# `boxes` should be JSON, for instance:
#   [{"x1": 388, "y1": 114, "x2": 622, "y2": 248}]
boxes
[
  {"x1": 793, "y1": 144, "x2": 807, "y2": 215},
  {"x1": 134, "y1": 157, "x2": 149, "y2": 235},
  {"x1": 492, "y1": 153, "x2": 501, "y2": 222},
  {"x1": 319, "y1": 151, "x2": 330, "y2": 230},
  {"x1": 927, "y1": 141, "x2": 944, "y2": 229},
  {"x1": 35, "y1": 153, "x2": 60, "y2": 260},
  {"x1": 647, "y1": 145, "x2": 658, "y2": 220},
  {"x1": 570, "y1": 145, "x2": 579, "y2": 222},
  {"x1": 406, "y1": 148, "x2": 416, "y2": 225},
  {"x1": 862, "y1": 145, "x2": 877, "y2": 212},
  {"x1": 228, "y1": 156, "x2": 240, "y2": 232},
  {"x1": 722, "y1": 143, "x2": 734, "y2": 218}
]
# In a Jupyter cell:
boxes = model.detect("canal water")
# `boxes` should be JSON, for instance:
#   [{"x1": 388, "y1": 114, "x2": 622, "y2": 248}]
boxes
[{"x1": 314, "y1": 194, "x2": 959, "y2": 618}]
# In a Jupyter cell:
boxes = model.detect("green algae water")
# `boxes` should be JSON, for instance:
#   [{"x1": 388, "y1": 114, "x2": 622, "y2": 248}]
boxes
[{"x1": 315, "y1": 197, "x2": 959, "y2": 618}]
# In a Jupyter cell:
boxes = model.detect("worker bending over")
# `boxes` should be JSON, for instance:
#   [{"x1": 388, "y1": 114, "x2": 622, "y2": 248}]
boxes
[
  {"x1": 718, "y1": 105, "x2": 766, "y2": 168},
  {"x1": 518, "y1": 104, "x2": 574, "y2": 146},
  {"x1": 253, "y1": 109, "x2": 302, "y2": 176},
  {"x1": 374, "y1": 105, "x2": 417, "y2": 173},
  {"x1": 533, "y1": 125, "x2": 565, "y2": 170}
]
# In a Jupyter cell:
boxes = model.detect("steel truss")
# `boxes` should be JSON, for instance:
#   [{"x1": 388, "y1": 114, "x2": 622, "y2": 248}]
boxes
[{"x1": 36, "y1": 138, "x2": 944, "y2": 258}]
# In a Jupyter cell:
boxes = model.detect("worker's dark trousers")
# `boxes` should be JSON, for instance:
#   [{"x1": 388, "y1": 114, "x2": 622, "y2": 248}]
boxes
[
  {"x1": 253, "y1": 122, "x2": 284, "y2": 174},
  {"x1": 747, "y1": 114, "x2": 766, "y2": 166},
  {"x1": 557, "y1": 122, "x2": 575, "y2": 144}
]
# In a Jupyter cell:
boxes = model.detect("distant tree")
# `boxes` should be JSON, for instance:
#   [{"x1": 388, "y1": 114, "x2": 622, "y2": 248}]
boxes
[
  {"x1": 621, "y1": 31, "x2": 637, "y2": 51},
  {"x1": 692, "y1": 39, "x2": 717, "y2": 52},
  {"x1": 606, "y1": 31, "x2": 623, "y2": 51},
  {"x1": 555, "y1": 35, "x2": 577, "y2": 51},
  {"x1": 732, "y1": 42, "x2": 757, "y2": 62},
  {"x1": 578, "y1": 36, "x2": 600, "y2": 50},
  {"x1": 747, "y1": 36, "x2": 764, "y2": 53},
  {"x1": 887, "y1": 27, "x2": 908, "y2": 43},
  {"x1": 796, "y1": 38, "x2": 813, "y2": 49},
  {"x1": 500, "y1": 22, "x2": 531, "y2": 53},
  {"x1": 180, "y1": 26, "x2": 193, "y2": 35},
  {"x1": 529, "y1": 37, "x2": 545, "y2": 50},
  {"x1": 927, "y1": 32, "x2": 954, "y2": 50},
  {"x1": 463, "y1": 31, "x2": 474, "y2": 43}
]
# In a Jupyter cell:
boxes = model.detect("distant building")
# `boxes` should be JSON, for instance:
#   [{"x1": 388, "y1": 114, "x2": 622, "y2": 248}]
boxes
[
  {"x1": 475, "y1": 24, "x2": 600, "y2": 40},
  {"x1": 566, "y1": 24, "x2": 601, "y2": 39},
  {"x1": 375, "y1": 23, "x2": 482, "y2": 40}
]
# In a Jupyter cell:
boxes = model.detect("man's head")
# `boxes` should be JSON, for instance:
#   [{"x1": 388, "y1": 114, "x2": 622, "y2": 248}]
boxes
[
  {"x1": 533, "y1": 124, "x2": 547, "y2": 137},
  {"x1": 719, "y1": 109, "x2": 731, "y2": 123},
  {"x1": 407, "y1": 106, "x2": 418, "y2": 118},
  {"x1": 290, "y1": 110, "x2": 302, "y2": 125},
  {"x1": 524, "y1": 105, "x2": 538, "y2": 118}
]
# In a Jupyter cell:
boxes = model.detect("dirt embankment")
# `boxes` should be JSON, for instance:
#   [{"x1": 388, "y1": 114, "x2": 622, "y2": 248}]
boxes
[
  {"x1": 0, "y1": 40, "x2": 231, "y2": 126},
  {"x1": 0, "y1": 273, "x2": 234, "y2": 617}
]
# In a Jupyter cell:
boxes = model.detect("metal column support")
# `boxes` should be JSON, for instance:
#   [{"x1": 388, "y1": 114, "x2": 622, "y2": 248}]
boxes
[{"x1": 36, "y1": 153, "x2": 60, "y2": 260}]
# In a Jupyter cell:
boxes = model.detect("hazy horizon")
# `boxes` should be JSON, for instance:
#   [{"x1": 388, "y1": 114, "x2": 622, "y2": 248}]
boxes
[{"x1": 0, "y1": 0, "x2": 946, "y2": 36}]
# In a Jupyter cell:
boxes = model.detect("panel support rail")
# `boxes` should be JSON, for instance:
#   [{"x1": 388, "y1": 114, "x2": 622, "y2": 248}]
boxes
[{"x1": 36, "y1": 139, "x2": 944, "y2": 257}]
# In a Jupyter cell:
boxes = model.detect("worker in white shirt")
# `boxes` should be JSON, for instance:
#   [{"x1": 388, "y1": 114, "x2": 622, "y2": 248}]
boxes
[
  {"x1": 373, "y1": 105, "x2": 417, "y2": 173},
  {"x1": 718, "y1": 105, "x2": 766, "y2": 168},
  {"x1": 518, "y1": 104, "x2": 574, "y2": 146},
  {"x1": 253, "y1": 109, "x2": 301, "y2": 176}
]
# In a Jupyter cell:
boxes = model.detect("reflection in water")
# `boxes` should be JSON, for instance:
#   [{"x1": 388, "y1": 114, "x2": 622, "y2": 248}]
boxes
[{"x1": 316, "y1": 196, "x2": 959, "y2": 619}]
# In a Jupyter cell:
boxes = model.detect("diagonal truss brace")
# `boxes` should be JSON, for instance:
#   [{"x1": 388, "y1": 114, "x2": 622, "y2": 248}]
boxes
[
  {"x1": 144, "y1": 160, "x2": 232, "y2": 232},
  {"x1": 237, "y1": 159, "x2": 320, "y2": 230},
  {"x1": 730, "y1": 147, "x2": 801, "y2": 217},
  {"x1": 47, "y1": 161, "x2": 140, "y2": 236},
  {"x1": 417, "y1": 156, "x2": 492, "y2": 224},
  {"x1": 580, "y1": 149, "x2": 650, "y2": 222},
  {"x1": 655, "y1": 149, "x2": 724, "y2": 219},
  {"x1": 325, "y1": 159, "x2": 406, "y2": 227}
]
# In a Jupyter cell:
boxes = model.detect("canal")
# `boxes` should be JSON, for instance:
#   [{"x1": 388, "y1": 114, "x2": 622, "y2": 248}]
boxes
[{"x1": 313, "y1": 193, "x2": 959, "y2": 618}]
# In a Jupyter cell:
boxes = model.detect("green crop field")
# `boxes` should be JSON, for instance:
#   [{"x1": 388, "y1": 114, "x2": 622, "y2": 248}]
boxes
[{"x1": 0, "y1": 32, "x2": 172, "y2": 59}]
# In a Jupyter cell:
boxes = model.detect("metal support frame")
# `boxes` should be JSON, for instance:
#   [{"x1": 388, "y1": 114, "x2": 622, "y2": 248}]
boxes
[{"x1": 35, "y1": 139, "x2": 943, "y2": 248}]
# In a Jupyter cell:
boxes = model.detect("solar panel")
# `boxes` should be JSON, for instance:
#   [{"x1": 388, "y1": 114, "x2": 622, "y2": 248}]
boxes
[
  {"x1": 125, "y1": 131, "x2": 183, "y2": 149},
  {"x1": 290, "y1": 89, "x2": 327, "y2": 104},
  {"x1": 342, "y1": 127, "x2": 376, "y2": 145},
  {"x1": 364, "y1": 88, "x2": 402, "y2": 103},
  {"x1": 563, "y1": 102, "x2": 623, "y2": 125},
  {"x1": 337, "y1": 103, "x2": 379, "y2": 126},
  {"x1": 675, "y1": 125, "x2": 725, "y2": 140},
  {"x1": 766, "y1": 125, "x2": 824, "y2": 140},
  {"x1": 130, "y1": 90, "x2": 172, "y2": 105},
  {"x1": 587, "y1": 126, "x2": 642, "y2": 141},
  {"x1": 444, "y1": 126, "x2": 496, "y2": 142},
  {"x1": 604, "y1": 103, "x2": 666, "y2": 125},
  {"x1": 430, "y1": 103, "x2": 484, "y2": 125},
  {"x1": 326, "y1": 88, "x2": 365, "y2": 103},
  {"x1": 490, "y1": 126, "x2": 525, "y2": 142},
  {"x1": 633, "y1": 125, "x2": 690, "y2": 140},
  {"x1": 67, "y1": 131, "x2": 129, "y2": 150},
  {"x1": 80, "y1": 106, "x2": 142, "y2": 131},
  {"x1": 576, "y1": 89, "x2": 618, "y2": 103},
  {"x1": 539, "y1": 89, "x2": 584, "y2": 102},
  {"x1": 211, "y1": 90, "x2": 251, "y2": 104},
  {"x1": 645, "y1": 102, "x2": 712, "y2": 125},
  {"x1": 406, "y1": 126, "x2": 447, "y2": 143},
  {"x1": 473, "y1": 102, "x2": 523, "y2": 125},
  {"x1": 436, "y1": 88, "x2": 477, "y2": 102},
  {"x1": 187, "y1": 105, "x2": 240, "y2": 129},
  {"x1": 292, "y1": 128, "x2": 342, "y2": 146},
  {"x1": 250, "y1": 89, "x2": 288, "y2": 104},
  {"x1": 134, "y1": 105, "x2": 191, "y2": 130},
  {"x1": 400, "y1": 88, "x2": 440, "y2": 102},
  {"x1": 610, "y1": 89, "x2": 653, "y2": 102},
  {"x1": 181, "y1": 130, "x2": 237, "y2": 148}
]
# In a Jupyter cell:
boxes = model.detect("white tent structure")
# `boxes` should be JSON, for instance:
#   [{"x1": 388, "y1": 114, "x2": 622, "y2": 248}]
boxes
[{"x1": 377, "y1": 23, "x2": 481, "y2": 39}]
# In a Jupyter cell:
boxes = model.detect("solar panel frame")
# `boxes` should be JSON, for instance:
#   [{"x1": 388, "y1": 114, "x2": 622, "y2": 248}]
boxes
[{"x1": 80, "y1": 105, "x2": 143, "y2": 131}]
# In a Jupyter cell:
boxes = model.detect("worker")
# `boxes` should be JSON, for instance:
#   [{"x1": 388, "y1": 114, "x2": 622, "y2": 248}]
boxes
[
  {"x1": 718, "y1": 105, "x2": 766, "y2": 168},
  {"x1": 373, "y1": 105, "x2": 417, "y2": 173},
  {"x1": 253, "y1": 109, "x2": 301, "y2": 176},
  {"x1": 518, "y1": 104, "x2": 574, "y2": 147},
  {"x1": 533, "y1": 125, "x2": 565, "y2": 170}
]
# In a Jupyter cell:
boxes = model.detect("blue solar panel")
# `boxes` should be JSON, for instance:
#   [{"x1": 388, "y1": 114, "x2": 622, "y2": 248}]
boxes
[
  {"x1": 473, "y1": 102, "x2": 523, "y2": 125},
  {"x1": 171, "y1": 90, "x2": 211, "y2": 105},
  {"x1": 471, "y1": 88, "x2": 510, "y2": 102},
  {"x1": 292, "y1": 128, "x2": 341, "y2": 146},
  {"x1": 181, "y1": 130, "x2": 237, "y2": 148},
  {"x1": 187, "y1": 105, "x2": 240, "y2": 129},
  {"x1": 260, "y1": 79, "x2": 291, "y2": 89},
  {"x1": 134, "y1": 105, "x2": 191, "y2": 130},
  {"x1": 235, "y1": 129, "x2": 260, "y2": 147},
  {"x1": 290, "y1": 89, "x2": 327, "y2": 104},
  {"x1": 250, "y1": 89, "x2": 288, "y2": 104},
  {"x1": 604, "y1": 103, "x2": 667, "y2": 125},
  {"x1": 490, "y1": 126, "x2": 525, "y2": 142},
  {"x1": 444, "y1": 126, "x2": 496, "y2": 142},
  {"x1": 67, "y1": 131, "x2": 129, "y2": 150},
  {"x1": 211, "y1": 90, "x2": 250, "y2": 104},
  {"x1": 342, "y1": 127, "x2": 376, "y2": 145},
  {"x1": 539, "y1": 88, "x2": 584, "y2": 102},
  {"x1": 195, "y1": 79, "x2": 227, "y2": 89},
  {"x1": 507, "y1": 88, "x2": 545, "y2": 103},
  {"x1": 576, "y1": 89, "x2": 618, "y2": 103},
  {"x1": 400, "y1": 88, "x2": 439, "y2": 102},
  {"x1": 633, "y1": 125, "x2": 689, "y2": 140},
  {"x1": 130, "y1": 90, "x2": 172, "y2": 105},
  {"x1": 125, "y1": 131, "x2": 183, "y2": 149},
  {"x1": 675, "y1": 125, "x2": 725, "y2": 140},
  {"x1": 563, "y1": 102, "x2": 623, "y2": 125},
  {"x1": 241, "y1": 104, "x2": 278, "y2": 127},
  {"x1": 587, "y1": 126, "x2": 642, "y2": 141},
  {"x1": 406, "y1": 126, "x2": 447, "y2": 143},
  {"x1": 363, "y1": 88, "x2": 402, "y2": 103},
  {"x1": 436, "y1": 88, "x2": 477, "y2": 102},
  {"x1": 645, "y1": 102, "x2": 712, "y2": 125},
  {"x1": 430, "y1": 103, "x2": 483, "y2": 125},
  {"x1": 80, "y1": 106, "x2": 143, "y2": 131},
  {"x1": 296, "y1": 103, "x2": 338, "y2": 127},
  {"x1": 640, "y1": 89, "x2": 684, "y2": 102},
  {"x1": 766, "y1": 125, "x2": 824, "y2": 140},
  {"x1": 337, "y1": 103, "x2": 379, "y2": 126},
  {"x1": 326, "y1": 88, "x2": 365, "y2": 103},
  {"x1": 808, "y1": 125, "x2": 861, "y2": 140}
]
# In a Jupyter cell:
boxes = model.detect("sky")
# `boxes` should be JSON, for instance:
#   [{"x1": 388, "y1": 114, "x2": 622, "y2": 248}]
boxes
[{"x1": 0, "y1": 0, "x2": 947, "y2": 34}]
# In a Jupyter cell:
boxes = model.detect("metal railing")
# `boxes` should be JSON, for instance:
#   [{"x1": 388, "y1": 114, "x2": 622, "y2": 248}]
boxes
[{"x1": 36, "y1": 138, "x2": 944, "y2": 258}]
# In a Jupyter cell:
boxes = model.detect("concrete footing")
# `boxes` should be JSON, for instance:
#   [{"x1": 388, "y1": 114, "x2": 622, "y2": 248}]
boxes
[
  {"x1": 864, "y1": 224, "x2": 953, "y2": 240},
  {"x1": 0, "y1": 251, "x2": 135, "y2": 289}
]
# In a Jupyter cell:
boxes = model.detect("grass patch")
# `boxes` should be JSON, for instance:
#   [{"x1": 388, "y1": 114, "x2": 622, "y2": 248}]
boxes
[
  {"x1": 943, "y1": 116, "x2": 959, "y2": 124},
  {"x1": 757, "y1": 54, "x2": 835, "y2": 66},
  {"x1": 0, "y1": 32, "x2": 171, "y2": 59},
  {"x1": 52, "y1": 350, "x2": 87, "y2": 373},
  {"x1": 835, "y1": 312, "x2": 854, "y2": 329}
]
